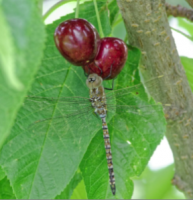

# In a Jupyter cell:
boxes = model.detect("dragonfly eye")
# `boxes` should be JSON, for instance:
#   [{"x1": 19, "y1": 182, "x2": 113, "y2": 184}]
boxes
[{"x1": 89, "y1": 77, "x2": 96, "y2": 82}]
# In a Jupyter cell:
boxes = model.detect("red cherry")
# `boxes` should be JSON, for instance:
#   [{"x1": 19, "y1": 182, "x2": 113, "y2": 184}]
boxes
[
  {"x1": 54, "y1": 18, "x2": 101, "y2": 66},
  {"x1": 82, "y1": 37, "x2": 128, "y2": 80}
]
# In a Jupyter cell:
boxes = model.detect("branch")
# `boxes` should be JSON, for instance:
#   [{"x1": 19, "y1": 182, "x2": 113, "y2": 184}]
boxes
[
  {"x1": 186, "y1": 0, "x2": 193, "y2": 9},
  {"x1": 166, "y1": 3, "x2": 193, "y2": 22},
  {"x1": 116, "y1": 0, "x2": 193, "y2": 198}
]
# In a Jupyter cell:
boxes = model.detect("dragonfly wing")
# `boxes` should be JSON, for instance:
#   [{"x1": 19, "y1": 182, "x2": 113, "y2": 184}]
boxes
[
  {"x1": 105, "y1": 75, "x2": 168, "y2": 103},
  {"x1": 18, "y1": 96, "x2": 91, "y2": 124},
  {"x1": 17, "y1": 96, "x2": 102, "y2": 139},
  {"x1": 107, "y1": 103, "x2": 164, "y2": 116},
  {"x1": 105, "y1": 74, "x2": 177, "y2": 120},
  {"x1": 26, "y1": 95, "x2": 90, "y2": 104}
]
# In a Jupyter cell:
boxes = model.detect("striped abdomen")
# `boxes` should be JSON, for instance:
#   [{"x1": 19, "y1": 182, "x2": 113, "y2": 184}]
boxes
[{"x1": 102, "y1": 117, "x2": 116, "y2": 195}]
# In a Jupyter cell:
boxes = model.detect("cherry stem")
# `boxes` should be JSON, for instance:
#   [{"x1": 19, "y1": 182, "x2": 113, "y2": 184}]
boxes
[
  {"x1": 93, "y1": 0, "x2": 104, "y2": 37},
  {"x1": 43, "y1": 0, "x2": 76, "y2": 22},
  {"x1": 75, "y1": 0, "x2": 80, "y2": 18}
]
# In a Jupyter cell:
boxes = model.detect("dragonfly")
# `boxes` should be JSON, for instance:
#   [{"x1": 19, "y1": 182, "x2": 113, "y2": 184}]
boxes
[{"x1": 16, "y1": 73, "x2": 171, "y2": 196}]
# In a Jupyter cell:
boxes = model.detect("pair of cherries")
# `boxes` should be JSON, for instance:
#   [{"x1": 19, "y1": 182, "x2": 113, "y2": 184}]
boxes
[{"x1": 54, "y1": 19, "x2": 128, "y2": 80}]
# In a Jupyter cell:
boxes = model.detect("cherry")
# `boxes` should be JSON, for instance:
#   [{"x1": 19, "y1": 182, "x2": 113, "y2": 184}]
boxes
[
  {"x1": 54, "y1": 18, "x2": 101, "y2": 66},
  {"x1": 82, "y1": 37, "x2": 128, "y2": 80}
]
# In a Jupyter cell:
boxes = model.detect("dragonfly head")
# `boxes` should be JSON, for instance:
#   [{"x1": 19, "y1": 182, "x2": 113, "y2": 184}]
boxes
[{"x1": 86, "y1": 73, "x2": 102, "y2": 89}]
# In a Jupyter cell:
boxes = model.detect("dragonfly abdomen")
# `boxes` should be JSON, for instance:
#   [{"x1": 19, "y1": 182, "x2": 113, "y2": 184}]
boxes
[
  {"x1": 87, "y1": 74, "x2": 116, "y2": 195},
  {"x1": 102, "y1": 117, "x2": 116, "y2": 195}
]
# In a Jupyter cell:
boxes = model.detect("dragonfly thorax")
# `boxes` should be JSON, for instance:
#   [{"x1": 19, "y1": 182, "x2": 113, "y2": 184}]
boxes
[
  {"x1": 90, "y1": 89, "x2": 107, "y2": 116},
  {"x1": 87, "y1": 74, "x2": 107, "y2": 118}
]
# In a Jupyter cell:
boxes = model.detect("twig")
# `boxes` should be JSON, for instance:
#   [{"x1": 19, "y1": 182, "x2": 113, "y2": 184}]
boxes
[
  {"x1": 186, "y1": 0, "x2": 193, "y2": 9},
  {"x1": 166, "y1": 3, "x2": 193, "y2": 22}
]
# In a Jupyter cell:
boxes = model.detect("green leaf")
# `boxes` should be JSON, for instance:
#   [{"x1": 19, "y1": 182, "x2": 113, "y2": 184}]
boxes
[
  {"x1": 0, "y1": 1, "x2": 166, "y2": 199},
  {"x1": 181, "y1": 57, "x2": 193, "y2": 91},
  {"x1": 0, "y1": 166, "x2": 5, "y2": 181},
  {"x1": 0, "y1": 176, "x2": 16, "y2": 199},
  {"x1": 55, "y1": 172, "x2": 82, "y2": 199},
  {"x1": 178, "y1": 18, "x2": 193, "y2": 38},
  {"x1": 0, "y1": 0, "x2": 45, "y2": 148},
  {"x1": 80, "y1": 47, "x2": 166, "y2": 199}
]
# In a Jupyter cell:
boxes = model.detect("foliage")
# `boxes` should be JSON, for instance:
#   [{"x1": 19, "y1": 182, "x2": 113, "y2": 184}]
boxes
[{"x1": 0, "y1": 0, "x2": 192, "y2": 199}]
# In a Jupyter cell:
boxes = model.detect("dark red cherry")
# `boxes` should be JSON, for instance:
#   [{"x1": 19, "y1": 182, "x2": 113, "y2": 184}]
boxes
[
  {"x1": 82, "y1": 37, "x2": 128, "y2": 80},
  {"x1": 54, "y1": 18, "x2": 100, "y2": 66}
]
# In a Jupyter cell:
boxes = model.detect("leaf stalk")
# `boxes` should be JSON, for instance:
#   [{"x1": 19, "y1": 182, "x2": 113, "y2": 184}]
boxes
[{"x1": 93, "y1": 0, "x2": 104, "y2": 37}]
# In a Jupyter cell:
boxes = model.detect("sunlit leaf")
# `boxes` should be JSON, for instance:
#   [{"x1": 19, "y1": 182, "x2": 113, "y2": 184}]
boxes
[
  {"x1": 0, "y1": 0, "x2": 45, "y2": 149},
  {"x1": 178, "y1": 18, "x2": 193, "y2": 38},
  {"x1": 181, "y1": 56, "x2": 193, "y2": 91},
  {"x1": 71, "y1": 179, "x2": 88, "y2": 199}
]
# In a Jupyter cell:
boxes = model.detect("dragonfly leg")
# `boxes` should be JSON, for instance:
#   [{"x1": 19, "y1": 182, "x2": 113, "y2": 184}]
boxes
[
  {"x1": 83, "y1": 65, "x2": 89, "y2": 77},
  {"x1": 94, "y1": 62, "x2": 103, "y2": 76},
  {"x1": 103, "y1": 63, "x2": 113, "y2": 81},
  {"x1": 83, "y1": 62, "x2": 103, "y2": 77},
  {"x1": 104, "y1": 64, "x2": 115, "y2": 90},
  {"x1": 104, "y1": 78, "x2": 115, "y2": 91},
  {"x1": 93, "y1": 110, "x2": 100, "y2": 119}
]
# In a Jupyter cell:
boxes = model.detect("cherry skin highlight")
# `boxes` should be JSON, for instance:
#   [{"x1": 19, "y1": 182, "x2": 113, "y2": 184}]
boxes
[
  {"x1": 54, "y1": 18, "x2": 101, "y2": 66},
  {"x1": 82, "y1": 37, "x2": 128, "y2": 80}
]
